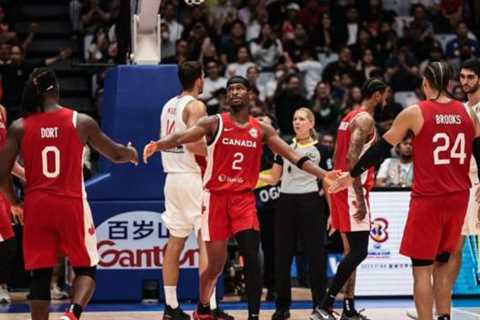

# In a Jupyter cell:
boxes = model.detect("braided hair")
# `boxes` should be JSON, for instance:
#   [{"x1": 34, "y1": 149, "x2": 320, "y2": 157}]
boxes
[
  {"x1": 361, "y1": 77, "x2": 387, "y2": 99},
  {"x1": 423, "y1": 61, "x2": 452, "y2": 100},
  {"x1": 21, "y1": 68, "x2": 59, "y2": 117}
]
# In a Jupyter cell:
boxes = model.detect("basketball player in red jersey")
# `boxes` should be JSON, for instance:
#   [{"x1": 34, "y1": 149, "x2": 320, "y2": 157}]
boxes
[
  {"x1": 0, "y1": 68, "x2": 138, "y2": 320},
  {"x1": 315, "y1": 79, "x2": 387, "y2": 320},
  {"x1": 330, "y1": 61, "x2": 480, "y2": 320},
  {"x1": 144, "y1": 76, "x2": 337, "y2": 320},
  {"x1": 0, "y1": 104, "x2": 25, "y2": 304}
]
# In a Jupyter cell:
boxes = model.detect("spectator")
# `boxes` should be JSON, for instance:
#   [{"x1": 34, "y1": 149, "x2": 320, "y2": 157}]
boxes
[
  {"x1": 162, "y1": 39, "x2": 188, "y2": 64},
  {"x1": 200, "y1": 60, "x2": 228, "y2": 111},
  {"x1": 285, "y1": 47, "x2": 323, "y2": 99},
  {"x1": 341, "y1": 85, "x2": 363, "y2": 115},
  {"x1": 281, "y1": 3, "x2": 301, "y2": 42},
  {"x1": 238, "y1": 0, "x2": 259, "y2": 26},
  {"x1": 0, "y1": 43, "x2": 10, "y2": 64},
  {"x1": 356, "y1": 48, "x2": 380, "y2": 81},
  {"x1": 274, "y1": 74, "x2": 308, "y2": 136},
  {"x1": 376, "y1": 135, "x2": 413, "y2": 188},
  {"x1": 225, "y1": 45, "x2": 255, "y2": 78},
  {"x1": 160, "y1": 22, "x2": 176, "y2": 60},
  {"x1": 319, "y1": 133, "x2": 335, "y2": 154},
  {"x1": 261, "y1": 61, "x2": 288, "y2": 103},
  {"x1": 374, "y1": 86, "x2": 403, "y2": 134},
  {"x1": 299, "y1": 0, "x2": 327, "y2": 34},
  {"x1": 87, "y1": 28, "x2": 110, "y2": 63},
  {"x1": 0, "y1": 5, "x2": 16, "y2": 44},
  {"x1": 345, "y1": 5, "x2": 361, "y2": 46},
  {"x1": 446, "y1": 21, "x2": 480, "y2": 59},
  {"x1": 244, "y1": 7, "x2": 268, "y2": 42},
  {"x1": 246, "y1": 65, "x2": 261, "y2": 92},
  {"x1": 385, "y1": 46, "x2": 420, "y2": 91},
  {"x1": 220, "y1": 19, "x2": 247, "y2": 64},
  {"x1": 164, "y1": 3, "x2": 184, "y2": 44},
  {"x1": 81, "y1": 0, "x2": 114, "y2": 34},
  {"x1": 322, "y1": 47, "x2": 359, "y2": 86},
  {"x1": 250, "y1": 23, "x2": 283, "y2": 70},
  {"x1": 208, "y1": 0, "x2": 237, "y2": 36},
  {"x1": 407, "y1": 3, "x2": 435, "y2": 60},
  {"x1": 419, "y1": 42, "x2": 444, "y2": 73},
  {"x1": 349, "y1": 28, "x2": 375, "y2": 62},
  {"x1": 310, "y1": 81, "x2": 341, "y2": 134}
]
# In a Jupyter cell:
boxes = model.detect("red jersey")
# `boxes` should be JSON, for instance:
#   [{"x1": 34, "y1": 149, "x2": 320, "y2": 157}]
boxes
[
  {"x1": 412, "y1": 100, "x2": 475, "y2": 197},
  {"x1": 21, "y1": 107, "x2": 86, "y2": 199},
  {"x1": 334, "y1": 108, "x2": 375, "y2": 190},
  {"x1": 0, "y1": 110, "x2": 10, "y2": 230},
  {"x1": 203, "y1": 113, "x2": 264, "y2": 193}
]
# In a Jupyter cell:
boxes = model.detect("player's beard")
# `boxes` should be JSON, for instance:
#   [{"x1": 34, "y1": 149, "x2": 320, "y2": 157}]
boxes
[{"x1": 463, "y1": 81, "x2": 480, "y2": 95}]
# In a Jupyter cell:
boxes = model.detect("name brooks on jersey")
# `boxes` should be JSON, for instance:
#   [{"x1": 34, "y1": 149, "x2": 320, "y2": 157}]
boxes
[
  {"x1": 435, "y1": 114, "x2": 462, "y2": 125},
  {"x1": 40, "y1": 127, "x2": 59, "y2": 139}
]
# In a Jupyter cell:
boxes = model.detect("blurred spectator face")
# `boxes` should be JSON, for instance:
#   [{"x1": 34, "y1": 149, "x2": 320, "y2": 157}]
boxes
[
  {"x1": 460, "y1": 68, "x2": 480, "y2": 95},
  {"x1": 351, "y1": 86, "x2": 362, "y2": 103},
  {"x1": 11, "y1": 46, "x2": 24, "y2": 64},
  {"x1": 320, "y1": 134, "x2": 335, "y2": 152},
  {"x1": 430, "y1": 46, "x2": 443, "y2": 60},
  {"x1": 192, "y1": 23, "x2": 207, "y2": 41},
  {"x1": 286, "y1": 6, "x2": 300, "y2": 21},
  {"x1": 358, "y1": 29, "x2": 370, "y2": 45},
  {"x1": 0, "y1": 6, "x2": 5, "y2": 22},
  {"x1": 165, "y1": 4, "x2": 176, "y2": 20},
  {"x1": 247, "y1": 67, "x2": 258, "y2": 83},
  {"x1": 380, "y1": 21, "x2": 392, "y2": 34},
  {"x1": 397, "y1": 138, "x2": 413, "y2": 160},
  {"x1": 261, "y1": 23, "x2": 273, "y2": 39},
  {"x1": 340, "y1": 73, "x2": 353, "y2": 88},
  {"x1": 108, "y1": 42, "x2": 118, "y2": 58},
  {"x1": 286, "y1": 76, "x2": 301, "y2": 94},
  {"x1": 250, "y1": 105, "x2": 264, "y2": 117},
  {"x1": 363, "y1": 49, "x2": 374, "y2": 65},
  {"x1": 322, "y1": 13, "x2": 331, "y2": 29},
  {"x1": 413, "y1": 5, "x2": 426, "y2": 20},
  {"x1": 459, "y1": 44, "x2": 473, "y2": 60},
  {"x1": 206, "y1": 61, "x2": 220, "y2": 79},
  {"x1": 176, "y1": 40, "x2": 188, "y2": 56},
  {"x1": 316, "y1": 82, "x2": 330, "y2": 99},
  {"x1": 294, "y1": 24, "x2": 307, "y2": 41},
  {"x1": 339, "y1": 48, "x2": 352, "y2": 64},
  {"x1": 237, "y1": 47, "x2": 249, "y2": 63},
  {"x1": 161, "y1": 23, "x2": 170, "y2": 41},
  {"x1": 457, "y1": 22, "x2": 469, "y2": 38},
  {"x1": 248, "y1": 89, "x2": 259, "y2": 104},
  {"x1": 231, "y1": 22, "x2": 245, "y2": 39},
  {"x1": 0, "y1": 44, "x2": 10, "y2": 61},
  {"x1": 346, "y1": 7, "x2": 358, "y2": 22},
  {"x1": 293, "y1": 109, "x2": 314, "y2": 138}
]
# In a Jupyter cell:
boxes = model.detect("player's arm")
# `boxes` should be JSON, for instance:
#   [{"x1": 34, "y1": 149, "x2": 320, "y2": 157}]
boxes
[
  {"x1": 183, "y1": 100, "x2": 208, "y2": 156},
  {"x1": 330, "y1": 105, "x2": 421, "y2": 193},
  {"x1": 261, "y1": 122, "x2": 335, "y2": 181},
  {"x1": 0, "y1": 120, "x2": 22, "y2": 206},
  {"x1": 78, "y1": 114, "x2": 138, "y2": 165},
  {"x1": 144, "y1": 115, "x2": 218, "y2": 164},
  {"x1": 259, "y1": 162, "x2": 283, "y2": 185},
  {"x1": 0, "y1": 105, "x2": 25, "y2": 181}
]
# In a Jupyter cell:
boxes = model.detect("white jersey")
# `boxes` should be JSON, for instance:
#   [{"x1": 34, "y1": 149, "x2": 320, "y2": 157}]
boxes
[
  {"x1": 160, "y1": 95, "x2": 201, "y2": 173},
  {"x1": 468, "y1": 101, "x2": 480, "y2": 184}
]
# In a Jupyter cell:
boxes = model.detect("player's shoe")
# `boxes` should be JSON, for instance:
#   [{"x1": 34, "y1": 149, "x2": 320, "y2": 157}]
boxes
[
  {"x1": 51, "y1": 284, "x2": 69, "y2": 300},
  {"x1": 271, "y1": 309, "x2": 290, "y2": 320},
  {"x1": 163, "y1": 305, "x2": 191, "y2": 320},
  {"x1": 406, "y1": 309, "x2": 436, "y2": 319},
  {"x1": 310, "y1": 307, "x2": 337, "y2": 320},
  {"x1": 0, "y1": 285, "x2": 11, "y2": 304},
  {"x1": 193, "y1": 310, "x2": 214, "y2": 320},
  {"x1": 212, "y1": 308, "x2": 234, "y2": 320},
  {"x1": 339, "y1": 309, "x2": 370, "y2": 320},
  {"x1": 58, "y1": 312, "x2": 78, "y2": 320}
]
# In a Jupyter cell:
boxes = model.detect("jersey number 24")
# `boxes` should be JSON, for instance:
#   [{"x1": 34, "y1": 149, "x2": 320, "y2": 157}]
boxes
[{"x1": 433, "y1": 133, "x2": 466, "y2": 165}]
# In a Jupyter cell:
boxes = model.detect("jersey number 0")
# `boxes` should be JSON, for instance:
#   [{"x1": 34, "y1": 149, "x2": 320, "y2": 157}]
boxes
[{"x1": 41, "y1": 146, "x2": 60, "y2": 178}]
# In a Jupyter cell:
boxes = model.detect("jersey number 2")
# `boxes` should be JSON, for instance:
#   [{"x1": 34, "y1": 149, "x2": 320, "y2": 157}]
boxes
[
  {"x1": 41, "y1": 146, "x2": 60, "y2": 178},
  {"x1": 232, "y1": 152, "x2": 244, "y2": 170},
  {"x1": 433, "y1": 133, "x2": 466, "y2": 165}
]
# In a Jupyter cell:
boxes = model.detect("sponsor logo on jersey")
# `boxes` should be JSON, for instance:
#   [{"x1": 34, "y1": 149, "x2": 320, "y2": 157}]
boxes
[
  {"x1": 218, "y1": 174, "x2": 244, "y2": 184},
  {"x1": 221, "y1": 137, "x2": 257, "y2": 148},
  {"x1": 249, "y1": 127, "x2": 258, "y2": 138}
]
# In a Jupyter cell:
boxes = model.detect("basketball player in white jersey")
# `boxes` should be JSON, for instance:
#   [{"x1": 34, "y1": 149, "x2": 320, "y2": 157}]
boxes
[{"x1": 156, "y1": 61, "x2": 232, "y2": 320}]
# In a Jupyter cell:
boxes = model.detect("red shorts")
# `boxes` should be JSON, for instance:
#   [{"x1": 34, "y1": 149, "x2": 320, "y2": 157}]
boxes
[
  {"x1": 400, "y1": 190, "x2": 469, "y2": 260},
  {"x1": 0, "y1": 195, "x2": 14, "y2": 242},
  {"x1": 23, "y1": 192, "x2": 99, "y2": 270},
  {"x1": 201, "y1": 191, "x2": 259, "y2": 241},
  {"x1": 330, "y1": 187, "x2": 371, "y2": 233}
]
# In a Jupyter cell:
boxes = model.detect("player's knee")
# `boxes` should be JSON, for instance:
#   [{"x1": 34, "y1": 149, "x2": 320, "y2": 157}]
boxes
[
  {"x1": 435, "y1": 252, "x2": 450, "y2": 264},
  {"x1": 29, "y1": 268, "x2": 53, "y2": 301},
  {"x1": 73, "y1": 266, "x2": 97, "y2": 282}
]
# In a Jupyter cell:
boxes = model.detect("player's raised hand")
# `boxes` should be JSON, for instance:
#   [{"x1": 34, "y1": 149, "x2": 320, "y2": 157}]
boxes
[
  {"x1": 329, "y1": 171, "x2": 354, "y2": 193},
  {"x1": 323, "y1": 170, "x2": 342, "y2": 187},
  {"x1": 143, "y1": 141, "x2": 158, "y2": 164},
  {"x1": 11, "y1": 203, "x2": 24, "y2": 226},
  {"x1": 127, "y1": 142, "x2": 138, "y2": 166}
]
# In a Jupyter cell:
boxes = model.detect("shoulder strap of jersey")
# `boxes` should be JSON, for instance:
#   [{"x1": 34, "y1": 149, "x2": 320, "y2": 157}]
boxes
[{"x1": 208, "y1": 114, "x2": 223, "y2": 147}]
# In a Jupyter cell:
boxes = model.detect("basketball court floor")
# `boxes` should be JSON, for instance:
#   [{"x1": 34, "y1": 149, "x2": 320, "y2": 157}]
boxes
[{"x1": 1, "y1": 298, "x2": 479, "y2": 319}]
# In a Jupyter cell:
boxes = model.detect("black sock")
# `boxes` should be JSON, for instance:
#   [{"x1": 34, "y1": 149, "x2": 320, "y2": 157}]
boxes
[
  {"x1": 320, "y1": 290, "x2": 335, "y2": 309},
  {"x1": 197, "y1": 302, "x2": 211, "y2": 314},
  {"x1": 437, "y1": 315, "x2": 450, "y2": 320},
  {"x1": 68, "y1": 304, "x2": 83, "y2": 319},
  {"x1": 343, "y1": 298, "x2": 355, "y2": 316}
]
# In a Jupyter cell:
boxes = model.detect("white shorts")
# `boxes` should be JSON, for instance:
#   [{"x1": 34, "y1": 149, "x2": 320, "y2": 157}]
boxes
[
  {"x1": 462, "y1": 186, "x2": 480, "y2": 236},
  {"x1": 162, "y1": 173, "x2": 202, "y2": 238}
]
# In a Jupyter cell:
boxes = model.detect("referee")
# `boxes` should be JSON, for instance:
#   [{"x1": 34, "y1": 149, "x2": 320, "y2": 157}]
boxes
[{"x1": 261, "y1": 108, "x2": 332, "y2": 320}]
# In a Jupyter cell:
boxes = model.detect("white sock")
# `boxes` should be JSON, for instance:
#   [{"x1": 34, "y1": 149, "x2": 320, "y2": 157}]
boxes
[
  {"x1": 164, "y1": 286, "x2": 178, "y2": 309},
  {"x1": 210, "y1": 287, "x2": 217, "y2": 310}
]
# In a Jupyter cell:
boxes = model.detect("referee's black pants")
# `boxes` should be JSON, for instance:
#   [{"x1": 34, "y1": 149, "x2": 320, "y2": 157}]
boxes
[{"x1": 274, "y1": 192, "x2": 327, "y2": 311}]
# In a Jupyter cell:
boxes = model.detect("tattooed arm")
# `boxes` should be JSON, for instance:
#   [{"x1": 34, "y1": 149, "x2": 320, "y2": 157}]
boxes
[{"x1": 347, "y1": 113, "x2": 375, "y2": 221}]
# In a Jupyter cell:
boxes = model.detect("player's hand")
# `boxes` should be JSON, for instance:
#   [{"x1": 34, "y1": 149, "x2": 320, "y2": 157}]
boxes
[
  {"x1": 326, "y1": 215, "x2": 336, "y2": 236},
  {"x1": 353, "y1": 200, "x2": 367, "y2": 222},
  {"x1": 143, "y1": 141, "x2": 158, "y2": 164},
  {"x1": 329, "y1": 171, "x2": 354, "y2": 193},
  {"x1": 323, "y1": 170, "x2": 342, "y2": 188},
  {"x1": 11, "y1": 203, "x2": 24, "y2": 226},
  {"x1": 127, "y1": 142, "x2": 138, "y2": 166}
]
